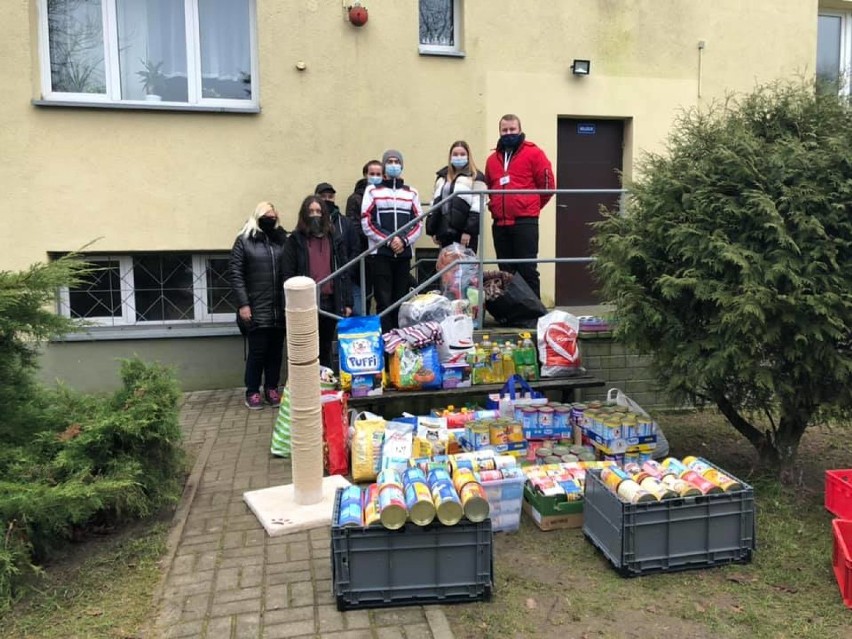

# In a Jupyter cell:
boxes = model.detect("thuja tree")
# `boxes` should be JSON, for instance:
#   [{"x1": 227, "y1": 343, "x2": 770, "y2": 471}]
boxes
[{"x1": 593, "y1": 82, "x2": 852, "y2": 472}]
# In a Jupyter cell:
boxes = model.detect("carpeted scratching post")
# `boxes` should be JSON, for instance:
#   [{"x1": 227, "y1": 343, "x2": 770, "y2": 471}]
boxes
[{"x1": 242, "y1": 276, "x2": 350, "y2": 536}]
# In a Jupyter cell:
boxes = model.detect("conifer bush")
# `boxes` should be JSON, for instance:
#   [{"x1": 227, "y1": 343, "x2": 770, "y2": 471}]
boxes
[
  {"x1": 0, "y1": 257, "x2": 185, "y2": 611},
  {"x1": 593, "y1": 81, "x2": 852, "y2": 472}
]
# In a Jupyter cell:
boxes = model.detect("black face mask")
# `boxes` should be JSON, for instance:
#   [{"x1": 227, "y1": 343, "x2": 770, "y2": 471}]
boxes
[
  {"x1": 499, "y1": 132, "x2": 525, "y2": 150},
  {"x1": 258, "y1": 217, "x2": 277, "y2": 233},
  {"x1": 308, "y1": 217, "x2": 324, "y2": 237}
]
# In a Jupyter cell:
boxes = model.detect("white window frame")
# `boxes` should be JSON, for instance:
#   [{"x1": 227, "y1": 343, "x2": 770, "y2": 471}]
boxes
[
  {"x1": 58, "y1": 253, "x2": 234, "y2": 327},
  {"x1": 418, "y1": 0, "x2": 463, "y2": 57},
  {"x1": 36, "y1": 0, "x2": 259, "y2": 111},
  {"x1": 819, "y1": 10, "x2": 852, "y2": 95}
]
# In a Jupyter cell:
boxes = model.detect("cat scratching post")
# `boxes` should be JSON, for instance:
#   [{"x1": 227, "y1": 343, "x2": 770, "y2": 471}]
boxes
[{"x1": 243, "y1": 276, "x2": 349, "y2": 535}]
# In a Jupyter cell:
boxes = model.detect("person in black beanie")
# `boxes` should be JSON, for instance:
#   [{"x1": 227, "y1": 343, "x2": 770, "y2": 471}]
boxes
[{"x1": 360, "y1": 150, "x2": 423, "y2": 333}]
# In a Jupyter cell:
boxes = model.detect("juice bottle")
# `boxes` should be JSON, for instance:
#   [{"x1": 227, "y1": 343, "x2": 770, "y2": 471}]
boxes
[
  {"x1": 518, "y1": 332, "x2": 538, "y2": 380},
  {"x1": 480, "y1": 335, "x2": 493, "y2": 383},
  {"x1": 490, "y1": 342, "x2": 504, "y2": 383},
  {"x1": 471, "y1": 342, "x2": 488, "y2": 385},
  {"x1": 502, "y1": 342, "x2": 516, "y2": 379}
]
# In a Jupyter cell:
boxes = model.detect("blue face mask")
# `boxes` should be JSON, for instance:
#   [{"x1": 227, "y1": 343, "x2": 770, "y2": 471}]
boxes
[
  {"x1": 367, "y1": 175, "x2": 383, "y2": 185},
  {"x1": 450, "y1": 156, "x2": 468, "y2": 168},
  {"x1": 385, "y1": 164, "x2": 402, "y2": 178}
]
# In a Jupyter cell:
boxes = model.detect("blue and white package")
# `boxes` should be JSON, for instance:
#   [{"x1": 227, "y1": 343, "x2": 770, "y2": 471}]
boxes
[{"x1": 338, "y1": 315, "x2": 384, "y2": 376}]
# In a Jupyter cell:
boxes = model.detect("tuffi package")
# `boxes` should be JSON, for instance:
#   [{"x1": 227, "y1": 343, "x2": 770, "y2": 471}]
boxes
[{"x1": 338, "y1": 315, "x2": 384, "y2": 396}]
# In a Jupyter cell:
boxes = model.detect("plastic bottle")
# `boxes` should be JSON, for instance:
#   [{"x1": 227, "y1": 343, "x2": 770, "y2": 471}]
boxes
[
  {"x1": 471, "y1": 342, "x2": 488, "y2": 385},
  {"x1": 516, "y1": 332, "x2": 538, "y2": 381},
  {"x1": 480, "y1": 335, "x2": 493, "y2": 383},
  {"x1": 502, "y1": 342, "x2": 516, "y2": 379},
  {"x1": 490, "y1": 341, "x2": 504, "y2": 383}
]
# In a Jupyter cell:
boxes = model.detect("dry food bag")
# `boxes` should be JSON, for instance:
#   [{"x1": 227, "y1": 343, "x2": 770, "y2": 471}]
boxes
[
  {"x1": 270, "y1": 387, "x2": 292, "y2": 457},
  {"x1": 351, "y1": 416, "x2": 386, "y2": 482}
]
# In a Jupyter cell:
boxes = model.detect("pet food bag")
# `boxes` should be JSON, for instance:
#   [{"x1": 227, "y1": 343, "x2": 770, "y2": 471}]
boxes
[
  {"x1": 338, "y1": 316, "x2": 384, "y2": 396},
  {"x1": 537, "y1": 311, "x2": 582, "y2": 377},
  {"x1": 389, "y1": 343, "x2": 443, "y2": 390},
  {"x1": 351, "y1": 415, "x2": 386, "y2": 483}
]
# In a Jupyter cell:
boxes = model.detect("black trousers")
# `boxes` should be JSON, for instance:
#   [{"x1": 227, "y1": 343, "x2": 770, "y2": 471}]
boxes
[
  {"x1": 244, "y1": 326, "x2": 285, "y2": 395},
  {"x1": 492, "y1": 219, "x2": 540, "y2": 299},
  {"x1": 319, "y1": 295, "x2": 338, "y2": 369},
  {"x1": 372, "y1": 254, "x2": 411, "y2": 334}
]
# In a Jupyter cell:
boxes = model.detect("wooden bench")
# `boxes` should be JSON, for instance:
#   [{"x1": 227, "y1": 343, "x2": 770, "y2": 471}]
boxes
[{"x1": 345, "y1": 374, "x2": 605, "y2": 416}]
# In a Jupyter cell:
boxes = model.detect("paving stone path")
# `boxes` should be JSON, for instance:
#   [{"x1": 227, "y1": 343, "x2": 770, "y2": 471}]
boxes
[{"x1": 153, "y1": 389, "x2": 455, "y2": 639}]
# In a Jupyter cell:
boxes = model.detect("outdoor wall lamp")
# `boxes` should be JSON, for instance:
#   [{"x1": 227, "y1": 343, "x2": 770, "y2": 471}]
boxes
[{"x1": 571, "y1": 59, "x2": 591, "y2": 76}]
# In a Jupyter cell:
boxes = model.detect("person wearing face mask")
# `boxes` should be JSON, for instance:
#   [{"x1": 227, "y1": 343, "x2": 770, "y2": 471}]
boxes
[
  {"x1": 229, "y1": 201, "x2": 289, "y2": 410},
  {"x1": 361, "y1": 150, "x2": 423, "y2": 334},
  {"x1": 281, "y1": 195, "x2": 353, "y2": 368},
  {"x1": 345, "y1": 160, "x2": 383, "y2": 315},
  {"x1": 427, "y1": 140, "x2": 487, "y2": 254},
  {"x1": 315, "y1": 182, "x2": 360, "y2": 309},
  {"x1": 484, "y1": 114, "x2": 555, "y2": 300}
]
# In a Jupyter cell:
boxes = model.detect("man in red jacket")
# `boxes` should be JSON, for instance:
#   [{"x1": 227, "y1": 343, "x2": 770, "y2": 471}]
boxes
[{"x1": 484, "y1": 114, "x2": 554, "y2": 300}]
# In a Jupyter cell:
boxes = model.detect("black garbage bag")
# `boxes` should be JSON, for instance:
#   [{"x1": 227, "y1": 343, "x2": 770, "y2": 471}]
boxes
[{"x1": 485, "y1": 273, "x2": 547, "y2": 328}]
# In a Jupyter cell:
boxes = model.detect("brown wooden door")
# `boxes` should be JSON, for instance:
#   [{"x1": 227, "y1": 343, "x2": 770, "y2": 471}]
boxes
[{"x1": 555, "y1": 119, "x2": 624, "y2": 305}]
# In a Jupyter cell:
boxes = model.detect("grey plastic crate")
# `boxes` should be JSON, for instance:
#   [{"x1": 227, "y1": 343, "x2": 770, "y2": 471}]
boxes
[
  {"x1": 330, "y1": 488, "x2": 494, "y2": 610},
  {"x1": 583, "y1": 466, "x2": 756, "y2": 577}
]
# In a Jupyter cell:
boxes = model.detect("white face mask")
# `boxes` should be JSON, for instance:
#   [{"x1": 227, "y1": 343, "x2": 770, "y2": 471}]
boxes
[
  {"x1": 367, "y1": 175, "x2": 383, "y2": 185},
  {"x1": 450, "y1": 156, "x2": 468, "y2": 168}
]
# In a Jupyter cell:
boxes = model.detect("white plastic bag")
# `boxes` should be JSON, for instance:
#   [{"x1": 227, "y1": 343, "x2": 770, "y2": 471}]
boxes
[
  {"x1": 437, "y1": 314, "x2": 474, "y2": 364},
  {"x1": 398, "y1": 292, "x2": 452, "y2": 328},
  {"x1": 606, "y1": 387, "x2": 670, "y2": 459},
  {"x1": 537, "y1": 311, "x2": 582, "y2": 377}
]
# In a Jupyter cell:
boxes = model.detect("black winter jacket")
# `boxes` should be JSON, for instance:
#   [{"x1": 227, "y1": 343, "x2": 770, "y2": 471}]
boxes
[
  {"x1": 345, "y1": 178, "x2": 370, "y2": 251},
  {"x1": 426, "y1": 167, "x2": 485, "y2": 244},
  {"x1": 281, "y1": 230, "x2": 354, "y2": 315},
  {"x1": 229, "y1": 228, "x2": 288, "y2": 328},
  {"x1": 329, "y1": 203, "x2": 361, "y2": 282}
]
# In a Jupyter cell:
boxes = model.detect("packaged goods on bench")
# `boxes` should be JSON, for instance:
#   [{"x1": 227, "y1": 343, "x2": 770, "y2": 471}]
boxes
[
  {"x1": 339, "y1": 316, "x2": 385, "y2": 397},
  {"x1": 529, "y1": 441, "x2": 597, "y2": 465},
  {"x1": 583, "y1": 457, "x2": 755, "y2": 576}
]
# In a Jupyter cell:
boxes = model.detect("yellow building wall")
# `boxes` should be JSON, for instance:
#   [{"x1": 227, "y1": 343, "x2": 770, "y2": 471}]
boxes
[{"x1": 1, "y1": 0, "x2": 817, "y2": 306}]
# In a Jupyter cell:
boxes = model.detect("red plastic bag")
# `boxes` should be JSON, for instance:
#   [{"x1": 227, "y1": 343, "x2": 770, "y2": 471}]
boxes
[{"x1": 322, "y1": 391, "x2": 349, "y2": 476}]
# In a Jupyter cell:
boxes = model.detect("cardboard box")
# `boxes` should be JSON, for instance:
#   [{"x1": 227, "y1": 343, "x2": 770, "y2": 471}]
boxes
[{"x1": 523, "y1": 484, "x2": 584, "y2": 531}]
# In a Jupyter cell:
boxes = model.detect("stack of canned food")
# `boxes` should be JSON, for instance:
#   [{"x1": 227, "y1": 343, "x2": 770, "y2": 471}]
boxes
[
  {"x1": 599, "y1": 456, "x2": 745, "y2": 505},
  {"x1": 523, "y1": 460, "x2": 617, "y2": 500}
]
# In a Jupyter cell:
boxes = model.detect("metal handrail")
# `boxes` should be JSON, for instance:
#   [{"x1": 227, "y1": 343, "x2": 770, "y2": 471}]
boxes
[{"x1": 316, "y1": 187, "x2": 627, "y2": 322}]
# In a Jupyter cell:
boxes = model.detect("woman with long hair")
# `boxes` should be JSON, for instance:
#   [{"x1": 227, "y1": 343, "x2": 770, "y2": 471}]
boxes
[
  {"x1": 281, "y1": 195, "x2": 353, "y2": 368},
  {"x1": 427, "y1": 140, "x2": 487, "y2": 253},
  {"x1": 229, "y1": 201, "x2": 289, "y2": 410}
]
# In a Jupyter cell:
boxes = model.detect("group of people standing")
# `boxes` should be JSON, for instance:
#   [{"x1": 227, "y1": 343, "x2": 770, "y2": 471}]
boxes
[{"x1": 229, "y1": 113, "x2": 554, "y2": 409}]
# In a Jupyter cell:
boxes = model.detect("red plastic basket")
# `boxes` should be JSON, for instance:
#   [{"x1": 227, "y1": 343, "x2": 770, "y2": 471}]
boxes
[
  {"x1": 826, "y1": 470, "x2": 852, "y2": 520},
  {"x1": 832, "y1": 519, "x2": 852, "y2": 609}
]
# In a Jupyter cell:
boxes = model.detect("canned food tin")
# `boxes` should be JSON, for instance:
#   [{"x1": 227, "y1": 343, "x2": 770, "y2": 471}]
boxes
[
  {"x1": 476, "y1": 457, "x2": 497, "y2": 472},
  {"x1": 452, "y1": 468, "x2": 478, "y2": 494},
  {"x1": 495, "y1": 455, "x2": 517, "y2": 469},
  {"x1": 538, "y1": 406, "x2": 554, "y2": 428},
  {"x1": 459, "y1": 482, "x2": 490, "y2": 522},
  {"x1": 363, "y1": 483, "x2": 380, "y2": 526},
  {"x1": 427, "y1": 467, "x2": 452, "y2": 486},
  {"x1": 507, "y1": 421, "x2": 525, "y2": 443},
  {"x1": 467, "y1": 422, "x2": 491, "y2": 450},
  {"x1": 378, "y1": 484, "x2": 407, "y2": 530},
  {"x1": 338, "y1": 486, "x2": 363, "y2": 527},
  {"x1": 679, "y1": 470, "x2": 724, "y2": 495},
  {"x1": 377, "y1": 468, "x2": 403, "y2": 490},
  {"x1": 513, "y1": 405, "x2": 525, "y2": 422},
  {"x1": 553, "y1": 406, "x2": 571, "y2": 431},
  {"x1": 660, "y1": 474, "x2": 703, "y2": 497},
  {"x1": 522, "y1": 407, "x2": 539, "y2": 431},
  {"x1": 404, "y1": 480, "x2": 436, "y2": 526},
  {"x1": 402, "y1": 466, "x2": 427, "y2": 486},
  {"x1": 479, "y1": 469, "x2": 504, "y2": 482},
  {"x1": 639, "y1": 476, "x2": 678, "y2": 500},
  {"x1": 662, "y1": 457, "x2": 689, "y2": 476},
  {"x1": 683, "y1": 457, "x2": 743, "y2": 491},
  {"x1": 489, "y1": 422, "x2": 508, "y2": 445},
  {"x1": 641, "y1": 460, "x2": 669, "y2": 478},
  {"x1": 431, "y1": 481, "x2": 464, "y2": 526},
  {"x1": 601, "y1": 466, "x2": 631, "y2": 493},
  {"x1": 617, "y1": 479, "x2": 658, "y2": 504}
]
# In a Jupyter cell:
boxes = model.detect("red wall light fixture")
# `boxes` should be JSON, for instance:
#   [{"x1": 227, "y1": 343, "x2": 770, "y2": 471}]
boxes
[{"x1": 347, "y1": 3, "x2": 368, "y2": 27}]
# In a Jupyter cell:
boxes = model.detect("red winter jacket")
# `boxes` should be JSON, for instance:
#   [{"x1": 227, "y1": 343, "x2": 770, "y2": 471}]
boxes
[{"x1": 484, "y1": 140, "x2": 555, "y2": 226}]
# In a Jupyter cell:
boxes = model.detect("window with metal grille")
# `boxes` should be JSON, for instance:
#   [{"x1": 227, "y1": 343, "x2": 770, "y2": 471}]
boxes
[{"x1": 58, "y1": 253, "x2": 236, "y2": 326}]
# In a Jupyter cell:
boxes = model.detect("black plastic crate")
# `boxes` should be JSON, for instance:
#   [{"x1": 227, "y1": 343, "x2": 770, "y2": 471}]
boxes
[
  {"x1": 582, "y1": 466, "x2": 756, "y2": 577},
  {"x1": 330, "y1": 488, "x2": 494, "y2": 611}
]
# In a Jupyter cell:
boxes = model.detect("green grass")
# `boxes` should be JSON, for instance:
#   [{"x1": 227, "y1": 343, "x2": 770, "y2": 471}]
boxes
[
  {"x1": 0, "y1": 520, "x2": 169, "y2": 639},
  {"x1": 446, "y1": 411, "x2": 852, "y2": 639}
]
